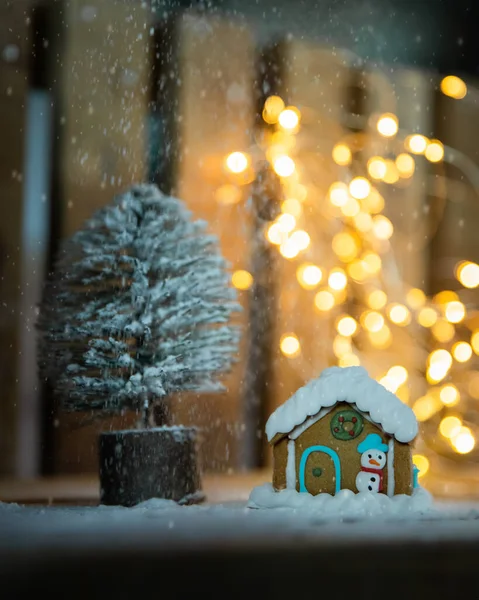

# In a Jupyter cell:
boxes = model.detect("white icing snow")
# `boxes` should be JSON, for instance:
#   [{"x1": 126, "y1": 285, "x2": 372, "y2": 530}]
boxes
[
  {"x1": 248, "y1": 483, "x2": 434, "y2": 518},
  {"x1": 266, "y1": 366, "x2": 418, "y2": 444},
  {"x1": 286, "y1": 440, "x2": 296, "y2": 489},
  {"x1": 288, "y1": 406, "x2": 333, "y2": 440},
  {"x1": 387, "y1": 438, "x2": 395, "y2": 496}
]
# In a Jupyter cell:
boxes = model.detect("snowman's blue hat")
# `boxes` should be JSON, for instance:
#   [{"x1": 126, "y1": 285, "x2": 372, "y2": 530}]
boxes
[{"x1": 357, "y1": 433, "x2": 388, "y2": 454}]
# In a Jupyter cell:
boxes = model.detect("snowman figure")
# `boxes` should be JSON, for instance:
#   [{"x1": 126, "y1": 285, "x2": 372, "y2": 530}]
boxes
[{"x1": 355, "y1": 433, "x2": 388, "y2": 493}]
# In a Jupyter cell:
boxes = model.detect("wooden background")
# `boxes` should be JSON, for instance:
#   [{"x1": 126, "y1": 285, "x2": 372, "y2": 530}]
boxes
[{"x1": 0, "y1": 0, "x2": 478, "y2": 482}]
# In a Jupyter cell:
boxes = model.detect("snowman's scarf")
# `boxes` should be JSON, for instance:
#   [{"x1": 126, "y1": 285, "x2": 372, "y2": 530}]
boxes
[{"x1": 360, "y1": 466, "x2": 384, "y2": 492}]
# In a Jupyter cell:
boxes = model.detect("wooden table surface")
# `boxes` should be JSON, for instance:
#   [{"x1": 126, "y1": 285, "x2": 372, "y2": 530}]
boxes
[
  {"x1": 0, "y1": 467, "x2": 477, "y2": 505},
  {"x1": 0, "y1": 470, "x2": 270, "y2": 505}
]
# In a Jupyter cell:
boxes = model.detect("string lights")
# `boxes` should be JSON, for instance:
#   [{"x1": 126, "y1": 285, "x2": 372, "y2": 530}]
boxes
[{"x1": 223, "y1": 73, "x2": 478, "y2": 469}]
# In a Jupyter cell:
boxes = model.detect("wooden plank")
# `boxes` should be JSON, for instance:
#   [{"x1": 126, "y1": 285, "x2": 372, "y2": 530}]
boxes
[
  {"x1": 49, "y1": 0, "x2": 151, "y2": 473},
  {"x1": 165, "y1": 13, "x2": 255, "y2": 471},
  {"x1": 365, "y1": 67, "x2": 433, "y2": 289},
  {"x1": 54, "y1": 0, "x2": 150, "y2": 237},
  {"x1": 260, "y1": 41, "x2": 354, "y2": 444},
  {"x1": 0, "y1": 470, "x2": 270, "y2": 505},
  {"x1": 356, "y1": 66, "x2": 434, "y2": 390},
  {"x1": 430, "y1": 79, "x2": 479, "y2": 292},
  {"x1": 0, "y1": 0, "x2": 32, "y2": 476}
]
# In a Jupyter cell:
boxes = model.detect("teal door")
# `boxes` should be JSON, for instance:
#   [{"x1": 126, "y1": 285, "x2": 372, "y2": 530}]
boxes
[{"x1": 299, "y1": 446, "x2": 341, "y2": 495}]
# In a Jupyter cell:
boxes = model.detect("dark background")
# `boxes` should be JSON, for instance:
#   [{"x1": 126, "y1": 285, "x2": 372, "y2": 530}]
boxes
[{"x1": 215, "y1": 0, "x2": 479, "y2": 75}]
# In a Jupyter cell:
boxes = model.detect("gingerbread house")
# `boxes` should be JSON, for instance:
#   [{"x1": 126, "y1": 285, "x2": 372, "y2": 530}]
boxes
[{"x1": 267, "y1": 366, "x2": 418, "y2": 496}]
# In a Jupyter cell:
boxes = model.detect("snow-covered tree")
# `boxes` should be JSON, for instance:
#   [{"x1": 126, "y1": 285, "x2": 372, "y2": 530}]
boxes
[{"x1": 37, "y1": 184, "x2": 240, "y2": 426}]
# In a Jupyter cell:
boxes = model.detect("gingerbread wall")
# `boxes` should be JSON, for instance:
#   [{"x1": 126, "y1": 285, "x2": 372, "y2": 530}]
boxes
[{"x1": 272, "y1": 402, "x2": 413, "y2": 496}]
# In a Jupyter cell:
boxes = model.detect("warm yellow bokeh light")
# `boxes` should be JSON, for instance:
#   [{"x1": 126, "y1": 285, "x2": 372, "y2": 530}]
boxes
[
  {"x1": 417, "y1": 306, "x2": 438, "y2": 328},
  {"x1": 263, "y1": 95, "x2": 285, "y2": 124},
  {"x1": 297, "y1": 264, "x2": 322, "y2": 289},
  {"x1": 341, "y1": 197, "x2": 361, "y2": 218},
  {"x1": 469, "y1": 373, "x2": 479, "y2": 398},
  {"x1": 347, "y1": 260, "x2": 367, "y2": 282},
  {"x1": 349, "y1": 177, "x2": 371, "y2": 200},
  {"x1": 382, "y1": 160, "x2": 399, "y2": 184},
  {"x1": 413, "y1": 395, "x2": 441, "y2": 422},
  {"x1": 333, "y1": 335, "x2": 352, "y2": 358},
  {"x1": 406, "y1": 134, "x2": 428, "y2": 155},
  {"x1": 328, "y1": 182, "x2": 349, "y2": 207},
  {"x1": 347, "y1": 259, "x2": 369, "y2": 282},
  {"x1": 353, "y1": 212, "x2": 373, "y2": 232},
  {"x1": 387, "y1": 303, "x2": 411, "y2": 326},
  {"x1": 379, "y1": 365, "x2": 409, "y2": 394},
  {"x1": 280, "y1": 333, "x2": 301, "y2": 358},
  {"x1": 270, "y1": 129, "x2": 296, "y2": 151},
  {"x1": 314, "y1": 290, "x2": 335, "y2": 312},
  {"x1": 332, "y1": 231, "x2": 359, "y2": 262},
  {"x1": 456, "y1": 261, "x2": 479, "y2": 289},
  {"x1": 434, "y1": 290, "x2": 459, "y2": 305},
  {"x1": 281, "y1": 198, "x2": 303, "y2": 218},
  {"x1": 396, "y1": 385, "x2": 410, "y2": 405},
  {"x1": 362, "y1": 189, "x2": 385, "y2": 214},
  {"x1": 215, "y1": 184, "x2": 242, "y2": 205},
  {"x1": 362, "y1": 311, "x2": 385, "y2": 333},
  {"x1": 338, "y1": 353, "x2": 361, "y2": 368},
  {"x1": 429, "y1": 348, "x2": 453, "y2": 367},
  {"x1": 368, "y1": 324, "x2": 392, "y2": 349},
  {"x1": 396, "y1": 153, "x2": 415, "y2": 177},
  {"x1": 377, "y1": 113, "x2": 398, "y2": 137},
  {"x1": 388, "y1": 365, "x2": 408, "y2": 386},
  {"x1": 367, "y1": 157, "x2": 387, "y2": 180},
  {"x1": 278, "y1": 107, "x2": 300, "y2": 130},
  {"x1": 231, "y1": 270, "x2": 253, "y2": 290},
  {"x1": 279, "y1": 239, "x2": 300, "y2": 259},
  {"x1": 332, "y1": 144, "x2": 352, "y2": 166},
  {"x1": 273, "y1": 155, "x2": 296, "y2": 177},
  {"x1": 452, "y1": 341, "x2": 472, "y2": 363},
  {"x1": 406, "y1": 288, "x2": 426, "y2": 310},
  {"x1": 427, "y1": 349, "x2": 453, "y2": 383},
  {"x1": 440, "y1": 416, "x2": 462, "y2": 438},
  {"x1": 379, "y1": 375, "x2": 398, "y2": 393},
  {"x1": 413, "y1": 454, "x2": 429, "y2": 478},
  {"x1": 367, "y1": 290, "x2": 387, "y2": 310},
  {"x1": 266, "y1": 223, "x2": 284, "y2": 245},
  {"x1": 439, "y1": 384, "x2": 460, "y2": 407},
  {"x1": 431, "y1": 320, "x2": 455, "y2": 343},
  {"x1": 372, "y1": 215, "x2": 394, "y2": 240},
  {"x1": 440, "y1": 75, "x2": 467, "y2": 100},
  {"x1": 471, "y1": 331, "x2": 479, "y2": 355},
  {"x1": 336, "y1": 316, "x2": 358, "y2": 337},
  {"x1": 362, "y1": 252, "x2": 382, "y2": 274},
  {"x1": 225, "y1": 151, "x2": 249, "y2": 173},
  {"x1": 328, "y1": 269, "x2": 348, "y2": 291},
  {"x1": 452, "y1": 427, "x2": 475, "y2": 454},
  {"x1": 290, "y1": 230, "x2": 311, "y2": 251},
  {"x1": 425, "y1": 140, "x2": 444, "y2": 163},
  {"x1": 332, "y1": 288, "x2": 347, "y2": 304},
  {"x1": 292, "y1": 184, "x2": 307, "y2": 202},
  {"x1": 277, "y1": 213, "x2": 296, "y2": 233},
  {"x1": 445, "y1": 300, "x2": 466, "y2": 323}
]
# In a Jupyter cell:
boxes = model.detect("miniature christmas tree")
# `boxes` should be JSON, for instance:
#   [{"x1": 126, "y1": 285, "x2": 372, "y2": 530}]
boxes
[{"x1": 37, "y1": 184, "x2": 240, "y2": 426}]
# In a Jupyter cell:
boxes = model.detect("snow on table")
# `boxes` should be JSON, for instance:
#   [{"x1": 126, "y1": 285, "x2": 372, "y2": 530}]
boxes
[{"x1": 3, "y1": 490, "x2": 479, "y2": 553}]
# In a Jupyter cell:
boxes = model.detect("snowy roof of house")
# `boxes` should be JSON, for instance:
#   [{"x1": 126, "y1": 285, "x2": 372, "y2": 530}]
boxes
[{"x1": 266, "y1": 366, "x2": 418, "y2": 444}]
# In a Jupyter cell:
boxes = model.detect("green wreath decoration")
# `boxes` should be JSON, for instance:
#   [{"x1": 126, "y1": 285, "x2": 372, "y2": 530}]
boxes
[{"x1": 330, "y1": 410, "x2": 364, "y2": 440}]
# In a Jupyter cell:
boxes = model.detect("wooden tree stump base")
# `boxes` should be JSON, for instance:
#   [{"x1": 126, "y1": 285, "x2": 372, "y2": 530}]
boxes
[{"x1": 99, "y1": 427, "x2": 203, "y2": 507}]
